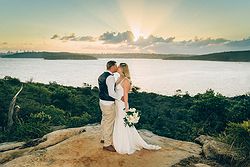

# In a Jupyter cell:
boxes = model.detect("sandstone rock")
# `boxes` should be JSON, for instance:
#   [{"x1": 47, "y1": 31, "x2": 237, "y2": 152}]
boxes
[
  {"x1": 0, "y1": 127, "x2": 86, "y2": 164},
  {"x1": 195, "y1": 135, "x2": 214, "y2": 145},
  {"x1": 0, "y1": 148, "x2": 32, "y2": 164},
  {"x1": 0, "y1": 142, "x2": 25, "y2": 152},
  {"x1": 194, "y1": 163, "x2": 211, "y2": 167},
  {"x1": 1, "y1": 125, "x2": 202, "y2": 167},
  {"x1": 32, "y1": 127, "x2": 86, "y2": 151},
  {"x1": 195, "y1": 135, "x2": 242, "y2": 164}
]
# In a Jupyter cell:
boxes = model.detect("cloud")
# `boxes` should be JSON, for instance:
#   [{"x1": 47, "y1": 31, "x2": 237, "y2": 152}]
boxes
[
  {"x1": 51, "y1": 34, "x2": 96, "y2": 42},
  {"x1": 72, "y1": 36, "x2": 96, "y2": 42},
  {"x1": 60, "y1": 33, "x2": 76, "y2": 41},
  {"x1": 226, "y1": 37, "x2": 250, "y2": 47},
  {"x1": 99, "y1": 31, "x2": 134, "y2": 43},
  {"x1": 133, "y1": 35, "x2": 175, "y2": 47},
  {"x1": 98, "y1": 31, "x2": 175, "y2": 48},
  {"x1": 144, "y1": 37, "x2": 250, "y2": 54},
  {"x1": 180, "y1": 37, "x2": 229, "y2": 47},
  {"x1": 49, "y1": 31, "x2": 250, "y2": 54},
  {"x1": 1, "y1": 42, "x2": 8, "y2": 45},
  {"x1": 50, "y1": 34, "x2": 60, "y2": 39}
]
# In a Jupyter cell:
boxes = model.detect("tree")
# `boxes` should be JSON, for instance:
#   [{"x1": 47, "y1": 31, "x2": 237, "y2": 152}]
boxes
[{"x1": 7, "y1": 84, "x2": 23, "y2": 130}]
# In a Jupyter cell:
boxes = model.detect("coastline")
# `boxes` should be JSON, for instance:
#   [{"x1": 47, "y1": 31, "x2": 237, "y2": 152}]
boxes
[{"x1": 1, "y1": 50, "x2": 250, "y2": 62}]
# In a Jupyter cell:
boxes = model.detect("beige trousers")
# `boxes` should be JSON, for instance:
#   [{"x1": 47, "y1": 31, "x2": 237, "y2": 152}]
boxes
[{"x1": 99, "y1": 102, "x2": 116, "y2": 147}]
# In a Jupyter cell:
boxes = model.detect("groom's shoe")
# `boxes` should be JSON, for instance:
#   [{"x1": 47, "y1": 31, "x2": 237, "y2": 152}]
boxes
[
  {"x1": 100, "y1": 140, "x2": 104, "y2": 143},
  {"x1": 103, "y1": 145, "x2": 116, "y2": 152}
]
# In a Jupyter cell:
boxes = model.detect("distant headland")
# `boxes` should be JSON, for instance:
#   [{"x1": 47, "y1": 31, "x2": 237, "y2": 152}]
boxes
[
  {"x1": 0, "y1": 52, "x2": 97, "y2": 60},
  {"x1": 164, "y1": 50, "x2": 250, "y2": 62},
  {"x1": 1, "y1": 50, "x2": 250, "y2": 62}
]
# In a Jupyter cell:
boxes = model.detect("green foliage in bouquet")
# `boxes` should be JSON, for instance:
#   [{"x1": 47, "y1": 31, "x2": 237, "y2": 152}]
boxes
[{"x1": 123, "y1": 108, "x2": 141, "y2": 127}]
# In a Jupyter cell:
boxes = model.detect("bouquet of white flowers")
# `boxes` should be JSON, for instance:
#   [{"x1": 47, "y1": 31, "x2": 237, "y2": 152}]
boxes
[{"x1": 123, "y1": 108, "x2": 141, "y2": 127}]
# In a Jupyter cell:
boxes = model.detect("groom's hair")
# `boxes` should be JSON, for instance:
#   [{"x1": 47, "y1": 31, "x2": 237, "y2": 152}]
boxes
[{"x1": 106, "y1": 60, "x2": 117, "y2": 70}]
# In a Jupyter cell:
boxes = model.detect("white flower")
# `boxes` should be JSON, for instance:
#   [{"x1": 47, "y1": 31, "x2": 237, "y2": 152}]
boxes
[
  {"x1": 124, "y1": 108, "x2": 140, "y2": 127},
  {"x1": 133, "y1": 112, "x2": 138, "y2": 117},
  {"x1": 132, "y1": 116, "x2": 140, "y2": 123},
  {"x1": 128, "y1": 115, "x2": 134, "y2": 122},
  {"x1": 131, "y1": 108, "x2": 136, "y2": 112}
]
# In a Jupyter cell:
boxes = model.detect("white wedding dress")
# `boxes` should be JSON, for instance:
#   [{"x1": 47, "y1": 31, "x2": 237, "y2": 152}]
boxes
[{"x1": 113, "y1": 81, "x2": 161, "y2": 154}]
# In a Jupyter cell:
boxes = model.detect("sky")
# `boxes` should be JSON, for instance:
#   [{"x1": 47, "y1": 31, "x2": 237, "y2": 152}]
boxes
[{"x1": 0, "y1": 0, "x2": 250, "y2": 54}]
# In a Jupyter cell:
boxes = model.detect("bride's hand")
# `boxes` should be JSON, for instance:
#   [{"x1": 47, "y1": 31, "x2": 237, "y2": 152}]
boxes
[{"x1": 124, "y1": 106, "x2": 129, "y2": 112}]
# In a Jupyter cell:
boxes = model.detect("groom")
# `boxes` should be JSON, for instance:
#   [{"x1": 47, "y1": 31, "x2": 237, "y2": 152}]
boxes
[{"x1": 98, "y1": 60, "x2": 123, "y2": 152}]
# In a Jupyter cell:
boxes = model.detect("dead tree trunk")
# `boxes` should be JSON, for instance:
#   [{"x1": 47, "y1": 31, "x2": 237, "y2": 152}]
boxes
[{"x1": 7, "y1": 84, "x2": 23, "y2": 129}]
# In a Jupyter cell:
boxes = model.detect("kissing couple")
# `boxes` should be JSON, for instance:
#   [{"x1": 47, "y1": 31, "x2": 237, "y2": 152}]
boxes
[{"x1": 98, "y1": 60, "x2": 161, "y2": 154}]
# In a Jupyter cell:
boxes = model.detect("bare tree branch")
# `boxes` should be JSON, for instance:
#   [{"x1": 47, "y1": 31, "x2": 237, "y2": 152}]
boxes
[{"x1": 7, "y1": 84, "x2": 23, "y2": 129}]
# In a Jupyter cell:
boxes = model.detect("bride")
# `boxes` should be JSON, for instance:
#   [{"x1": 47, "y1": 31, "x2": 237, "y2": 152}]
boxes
[{"x1": 113, "y1": 63, "x2": 161, "y2": 154}]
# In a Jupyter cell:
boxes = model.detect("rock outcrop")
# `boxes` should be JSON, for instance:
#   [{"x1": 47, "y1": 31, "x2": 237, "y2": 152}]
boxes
[
  {"x1": 195, "y1": 135, "x2": 242, "y2": 165},
  {"x1": 1, "y1": 124, "x2": 202, "y2": 167}
]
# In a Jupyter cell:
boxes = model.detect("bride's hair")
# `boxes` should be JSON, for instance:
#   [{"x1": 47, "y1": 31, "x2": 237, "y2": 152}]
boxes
[{"x1": 119, "y1": 63, "x2": 131, "y2": 81}]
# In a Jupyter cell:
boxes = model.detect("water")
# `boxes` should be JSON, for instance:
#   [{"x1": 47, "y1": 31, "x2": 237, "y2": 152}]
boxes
[{"x1": 0, "y1": 58, "x2": 250, "y2": 96}]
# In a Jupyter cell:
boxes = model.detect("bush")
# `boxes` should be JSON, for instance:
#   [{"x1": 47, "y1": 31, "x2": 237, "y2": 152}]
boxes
[
  {"x1": 219, "y1": 120, "x2": 250, "y2": 158},
  {"x1": 190, "y1": 90, "x2": 228, "y2": 135},
  {"x1": 42, "y1": 105, "x2": 66, "y2": 125},
  {"x1": 67, "y1": 113, "x2": 91, "y2": 128},
  {"x1": 30, "y1": 111, "x2": 52, "y2": 123},
  {"x1": 0, "y1": 122, "x2": 51, "y2": 142},
  {"x1": 226, "y1": 99, "x2": 250, "y2": 123},
  {"x1": 3, "y1": 76, "x2": 21, "y2": 85}
]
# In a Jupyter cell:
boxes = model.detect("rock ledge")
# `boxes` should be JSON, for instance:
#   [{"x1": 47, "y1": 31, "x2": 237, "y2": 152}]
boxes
[{"x1": 1, "y1": 125, "x2": 202, "y2": 167}]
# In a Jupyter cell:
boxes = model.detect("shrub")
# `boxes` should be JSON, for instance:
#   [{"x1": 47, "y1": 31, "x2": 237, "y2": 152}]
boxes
[
  {"x1": 42, "y1": 105, "x2": 66, "y2": 125},
  {"x1": 0, "y1": 122, "x2": 51, "y2": 142},
  {"x1": 219, "y1": 120, "x2": 250, "y2": 158},
  {"x1": 190, "y1": 90, "x2": 228, "y2": 134},
  {"x1": 30, "y1": 111, "x2": 52, "y2": 123},
  {"x1": 67, "y1": 113, "x2": 91, "y2": 128}
]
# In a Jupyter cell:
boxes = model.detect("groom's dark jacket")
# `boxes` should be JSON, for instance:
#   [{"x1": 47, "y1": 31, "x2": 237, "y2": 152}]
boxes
[{"x1": 98, "y1": 72, "x2": 115, "y2": 101}]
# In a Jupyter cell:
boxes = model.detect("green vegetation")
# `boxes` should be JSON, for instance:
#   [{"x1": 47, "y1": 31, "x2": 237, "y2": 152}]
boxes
[
  {"x1": 0, "y1": 77, "x2": 249, "y2": 159},
  {"x1": 219, "y1": 121, "x2": 250, "y2": 157},
  {"x1": 1, "y1": 52, "x2": 97, "y2": 60},
  {"x1": 165, "y1": 50, "x2": 250, "y2": 62}
]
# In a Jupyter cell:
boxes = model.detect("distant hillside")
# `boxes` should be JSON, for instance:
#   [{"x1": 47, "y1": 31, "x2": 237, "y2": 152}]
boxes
[
  {"x1": 0, "y1": 52, "x2": 192, "y2": 59},
  {"x1": 2, "y1": 51, "x2": 250, "y2": 61},
  {"x1": 92, "y1": 53, "x2": 192, "y2": 59},
  {"x1": 164, "y1": 50, "x2": 250, "y2": 62},
  {"x1": 1, "y1": 52, "x2": 97, "y2": 60}
]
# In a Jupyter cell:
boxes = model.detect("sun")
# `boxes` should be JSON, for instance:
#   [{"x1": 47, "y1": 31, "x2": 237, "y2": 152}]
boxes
[
  {"x1": 133, "y1": 30, "x2": 141, "y2": 41},
  {"x1": 132, "y1": 28, "x2": 148, "y2": 41}
]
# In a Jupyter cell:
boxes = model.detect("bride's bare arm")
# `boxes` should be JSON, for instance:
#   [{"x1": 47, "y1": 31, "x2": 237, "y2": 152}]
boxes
[{"x1": 123, "y1": 78, "x2": 131, "y2": 112}]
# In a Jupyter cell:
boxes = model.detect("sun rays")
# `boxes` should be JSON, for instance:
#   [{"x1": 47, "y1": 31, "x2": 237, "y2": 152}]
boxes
[
  {"x1": 131, "y1": 27, "x2": 148, "y2": 41},
  {"x1": 116, "y1": 0, "x2": 182, "y2": 42},
  {"x1": 1, "y1": 0, "x2": 250, "y2": 53}
]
